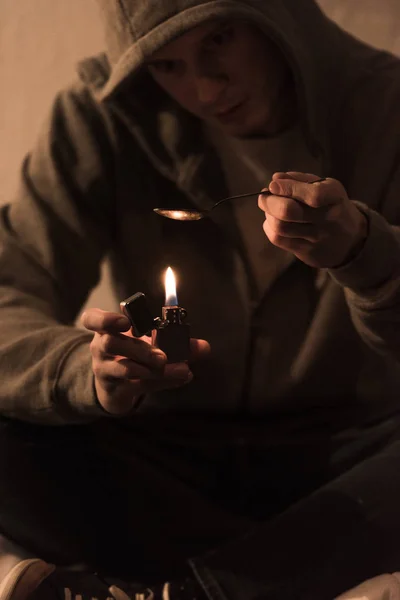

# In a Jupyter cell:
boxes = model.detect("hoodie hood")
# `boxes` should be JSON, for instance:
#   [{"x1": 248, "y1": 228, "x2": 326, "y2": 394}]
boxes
[{"x1": 88, "y1": 0, "x2": 391, "y2": 187}]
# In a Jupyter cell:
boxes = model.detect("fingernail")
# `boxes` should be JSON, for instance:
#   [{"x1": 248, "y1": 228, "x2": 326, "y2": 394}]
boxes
[
  {"x1": 172, "y1": 370, "x2": 193, "y2": 387},
  {"x1": 269, "y1": 181, "x2": 281, "y2": 195},
  {"x1": 116, "y1": 317, "x2": 130, "y2": 329},
  {"x1": 184, "y1": 371, "x2": 194, "y2": 384}
]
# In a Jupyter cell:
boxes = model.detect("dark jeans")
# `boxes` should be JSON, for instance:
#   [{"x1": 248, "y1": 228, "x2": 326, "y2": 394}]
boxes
[{"x1": 1, "y1": 413, "x2": 400, "y2": 599}]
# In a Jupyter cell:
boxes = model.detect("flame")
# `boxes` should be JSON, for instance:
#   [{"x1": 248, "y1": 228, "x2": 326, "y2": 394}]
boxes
[{"x1": 165, "y1": 267, "x2": 178, "y2": 306}]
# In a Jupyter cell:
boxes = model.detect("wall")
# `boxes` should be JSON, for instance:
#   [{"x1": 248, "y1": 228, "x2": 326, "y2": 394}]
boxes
[
  {"x1": 0, "y1": 0, "x2": 112, "y2": 310},
  {"x1": 1, "y1": 0, "x2": 399, "y2": 311}
]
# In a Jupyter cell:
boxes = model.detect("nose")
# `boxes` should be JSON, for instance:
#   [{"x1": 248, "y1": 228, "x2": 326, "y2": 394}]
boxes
[
  {"x1": 192, "y1": 57, "x2": 229, "y2": 106},
  {"x1": 194, "y1": 74, "x2": 229, "y2": 106}
]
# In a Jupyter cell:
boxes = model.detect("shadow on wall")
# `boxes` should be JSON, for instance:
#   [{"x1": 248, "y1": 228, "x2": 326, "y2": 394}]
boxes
[{"x1": 0, "y1": 0, "x2": 399, "y2": 312}]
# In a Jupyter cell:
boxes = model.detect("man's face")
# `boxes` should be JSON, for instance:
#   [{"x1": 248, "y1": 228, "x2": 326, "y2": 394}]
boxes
[{"x1": 146, "y1": 20, "x2": 296, "y2": 138}]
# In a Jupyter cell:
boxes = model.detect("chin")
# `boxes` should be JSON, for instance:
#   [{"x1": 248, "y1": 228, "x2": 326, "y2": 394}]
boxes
[
  {"x1": 223, "y1": 110, "x2": 275, "y2": 139},
  {"x1": 222, "y1": 120, "x2": 269, "y2": 139}
]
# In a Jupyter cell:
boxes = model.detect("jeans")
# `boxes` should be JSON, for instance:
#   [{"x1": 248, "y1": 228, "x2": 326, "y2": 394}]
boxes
[{"x1": 1, "y1": 412, "x2": 400, "y2": 599}]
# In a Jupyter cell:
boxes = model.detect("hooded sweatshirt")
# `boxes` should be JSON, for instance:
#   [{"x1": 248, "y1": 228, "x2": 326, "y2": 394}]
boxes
[{"x1": 0, "y1": 0, "x2": 400, "y2": 440}]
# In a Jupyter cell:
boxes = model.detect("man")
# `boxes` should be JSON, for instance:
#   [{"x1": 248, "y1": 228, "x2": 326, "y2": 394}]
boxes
[{"x1": 0, "y1": 0, "x2": 400, "y2": 598}]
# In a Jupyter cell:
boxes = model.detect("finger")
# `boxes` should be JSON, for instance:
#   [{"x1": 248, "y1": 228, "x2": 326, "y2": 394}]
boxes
[
  {"x1": 266, "y1": 215, "x2": 321, "y2": 242},
  {"x1": 189, "y1": 338, "x2": 211, "y2": 360},
  {"x1": 272, "y1": 171, "x2": 324, "y2": 184},
  {"x1": 145, "y1": 371, "x2": 194, "y2": 390},
  {"x1": 125, "y1": 371, "x2": 193, "y2": 397},
  {"x1": 99, "y1": 356, "x2": 190, "y2": 382},
  {"x1": 163, "y1": 362, "x2": 192, "y2": 380},
  {"x1": 263, "y1": 219, "x2": 313, "y2": 252},
  {"x1": 98, "y1": 361, "x2": 193, "y2": 396},
  {"x1": 81, "y1": 308, "x2": 130, "y2": 334},
  {"x1": 259, "y1": 193, "x2": 315, "y2": 223},
  {"x1": 99, "y1": 378, "x2": 144, "y2": 413},
  {"x1": 92, "y1": 333, "x2": 166, "y2": 369},
  {"x1": 258, "y1": 188, "x2": 272, "y2": 211},
  {"x1": 96, "y1": 357, "x2": 160, "y2": 381},
  {"x1": 269, "y1": 177, "x2": 338, "y2": 209}
]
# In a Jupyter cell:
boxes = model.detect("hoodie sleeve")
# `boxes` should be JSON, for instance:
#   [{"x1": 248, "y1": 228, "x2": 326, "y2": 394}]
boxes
[
  {"x1": 328, "y1": 164, "x2": 400, "y2": 362},
  {"x1": 0, "y1": 82, "x2": 118, "y2": 424}
]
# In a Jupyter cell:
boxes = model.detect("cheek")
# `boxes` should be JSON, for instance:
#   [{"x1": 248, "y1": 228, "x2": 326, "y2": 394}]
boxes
[
  {"x1": 159, "y1": 79, "x2": 199, "y2": 114},
  {"x1": 175, "y1": 89, "x2": 198, "y2": 112}
]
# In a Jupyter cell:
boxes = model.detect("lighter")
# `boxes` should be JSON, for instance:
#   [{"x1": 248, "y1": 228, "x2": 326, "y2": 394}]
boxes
[{"x1": 119, "y1": 267, "x2": 190, "y2": 363}]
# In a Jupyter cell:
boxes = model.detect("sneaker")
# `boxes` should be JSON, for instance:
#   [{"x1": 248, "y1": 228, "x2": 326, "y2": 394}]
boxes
[{"x1": 0, "y1": 558, "x2": 205, "y2": 600}]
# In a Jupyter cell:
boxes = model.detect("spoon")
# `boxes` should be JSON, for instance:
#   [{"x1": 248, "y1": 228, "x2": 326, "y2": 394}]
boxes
[{"x1": 153, "y1": 178, "x2": 326, "y2": 221}]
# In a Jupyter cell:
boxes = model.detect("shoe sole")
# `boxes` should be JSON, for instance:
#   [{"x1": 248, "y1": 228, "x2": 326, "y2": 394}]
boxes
[{"x1": 0, "y1": 558, "x2": 55, "y2": 600}]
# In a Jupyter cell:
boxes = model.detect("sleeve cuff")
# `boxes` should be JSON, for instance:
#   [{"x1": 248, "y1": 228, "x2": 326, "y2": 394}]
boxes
[
  {"x1": 54, "y1": 338, "x2": 106, "y2": 422},
  {"x1": 328, "y1": 201, "x2": 400, "y2": 293}
]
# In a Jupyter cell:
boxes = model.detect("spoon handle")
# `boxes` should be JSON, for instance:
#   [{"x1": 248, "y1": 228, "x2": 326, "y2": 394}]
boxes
[
  {"x1": 213, "y1": 190, "x2": 271, "y2": 210},
  {"x1": 214, "y1": 178, "x2": 326, "y2": 210}
]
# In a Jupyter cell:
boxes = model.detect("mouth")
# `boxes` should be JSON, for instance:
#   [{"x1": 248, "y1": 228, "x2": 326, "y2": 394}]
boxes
[{"x1": 214, "y1": 100, "x2": 246, "y2": 123}]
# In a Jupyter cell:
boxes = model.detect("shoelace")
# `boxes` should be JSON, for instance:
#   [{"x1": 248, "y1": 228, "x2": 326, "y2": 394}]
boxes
[
  {"x1": 60, "y1": 568, "x2": 163, "y2": 600},
  {"x1": 61, "y1": 576, "x2": 202, "y2": 600},
  {"x1": 62, "y1": 585, "x2": 158, "y2": 600},
  {"x1": 109, "y1": 585, "x2": 157, "y2": 600}
]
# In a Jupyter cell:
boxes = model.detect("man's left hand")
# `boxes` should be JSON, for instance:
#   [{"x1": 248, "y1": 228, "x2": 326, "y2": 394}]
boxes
[{"x1": 258, "y1": 171, "x2": 368, "y2": 268}]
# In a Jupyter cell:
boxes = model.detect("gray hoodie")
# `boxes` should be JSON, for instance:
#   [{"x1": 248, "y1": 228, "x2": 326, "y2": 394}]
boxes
[{"x1": 0, "y1": 0, "x2": 400, "y2": 438}]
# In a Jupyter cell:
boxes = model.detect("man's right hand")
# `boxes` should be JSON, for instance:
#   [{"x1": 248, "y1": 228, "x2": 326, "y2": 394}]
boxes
[{"x1": 81, "y1": 308, "x2": 210, "y2": 416}]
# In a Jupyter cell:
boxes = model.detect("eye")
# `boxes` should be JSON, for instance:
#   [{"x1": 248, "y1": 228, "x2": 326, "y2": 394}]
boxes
[
  {"x1": 210, "y1": 26, "x2": 234, "y2": 47},
  {"x1": 148, "y1": 60, "x2": 178, "y2": 75}
]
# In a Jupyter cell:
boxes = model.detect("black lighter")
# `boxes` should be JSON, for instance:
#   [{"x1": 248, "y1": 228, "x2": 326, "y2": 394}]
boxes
[{"x1": 119, "y1": 269, "x2": 190, "y2": 363}]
